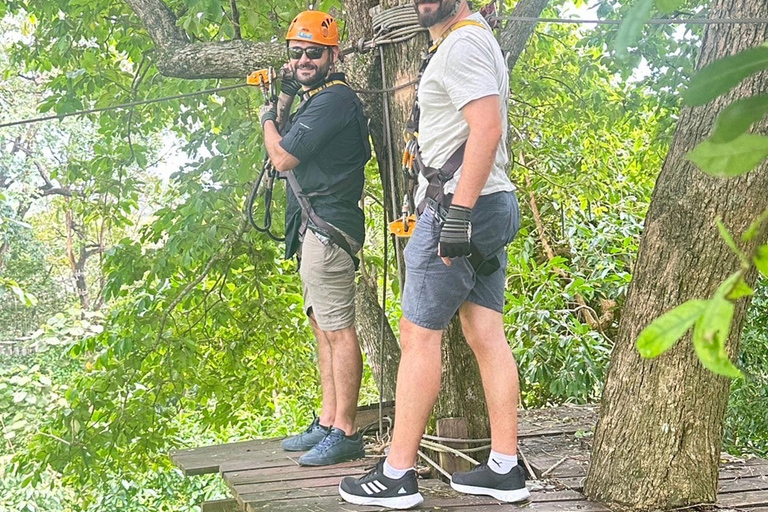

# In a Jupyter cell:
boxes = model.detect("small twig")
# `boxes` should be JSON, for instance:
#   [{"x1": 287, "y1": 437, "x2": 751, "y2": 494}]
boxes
[
  {"x1": 417, "y1": 450, "x2": 452, "y2": 480},
  {"x1": 518, "y1": 446, "x2": 538, "y2": 481},
  {"x1": 541, "y1": 456, "x2": 568, "y2": 478}
]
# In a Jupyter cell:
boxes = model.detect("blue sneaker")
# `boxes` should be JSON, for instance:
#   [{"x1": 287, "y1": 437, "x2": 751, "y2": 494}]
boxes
[
  {"x1": 281, "y1": 417, "x2": 329, "y2": 452},
  {"x1": 298, "y1": 427, "x2": 365, "y2": 466}
]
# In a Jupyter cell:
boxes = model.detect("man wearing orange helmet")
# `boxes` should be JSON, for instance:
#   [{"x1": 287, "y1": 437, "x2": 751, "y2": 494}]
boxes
[{"x1": 258, "y1": 10, "x2": 371, "y2": 467}]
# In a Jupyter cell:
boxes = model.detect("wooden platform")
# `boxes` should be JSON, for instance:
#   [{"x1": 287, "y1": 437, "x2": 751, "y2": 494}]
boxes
[{"x1": 171, "y1": 405, "x2": 768, "y2": 511}]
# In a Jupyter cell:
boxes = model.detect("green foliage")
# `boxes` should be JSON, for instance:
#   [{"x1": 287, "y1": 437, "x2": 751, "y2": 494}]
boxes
[
  {"x1": 636, "y1": 299, "x2": 707, "y2": 358},
  {"x1": 614, "y1": 0, "x2": 653, "y2": 58},
  {"x1": 683, "y1": 46, "x2": 768, "y2": 106},
  {"x1": 724, "y1": 277, "x2": 768, "y2": 457},
  {"x1": 688, "y1": 134, "x2": 768, "y2": 177},
  {"x1": 710, "y1": 96, "x2": 768, "y2": 144}
]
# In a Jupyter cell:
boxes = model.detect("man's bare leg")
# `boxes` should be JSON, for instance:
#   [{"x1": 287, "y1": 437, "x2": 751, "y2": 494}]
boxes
[
  {"x1": 309, "y1": 313, "x2": 336, "y2": 427},
  {"x1": 458, "y1": 301, "x2": 519, "y2": 455},
  {"x1": 323, "y1": 325, "x2": 363, "y2": 435},
  {"x1": 386, "y1": 318, "x2": 444, "y2": 469}
]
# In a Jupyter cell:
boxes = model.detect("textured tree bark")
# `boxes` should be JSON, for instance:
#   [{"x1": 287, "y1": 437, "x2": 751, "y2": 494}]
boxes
[
  {"x1": 584, "y1": 0, "x2": 768, "y2": 508},
  {"x1": 355, "y1": 277, "x2": 400, "y2": 401}
]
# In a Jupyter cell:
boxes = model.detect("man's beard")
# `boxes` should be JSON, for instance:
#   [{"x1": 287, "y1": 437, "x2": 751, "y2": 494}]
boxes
[
  {"x1": 296, "y1": 57, "x2": 332, "y2": 87},
  {"x1": 414, "y1": 0, "x2": 457, "y2": 28}
]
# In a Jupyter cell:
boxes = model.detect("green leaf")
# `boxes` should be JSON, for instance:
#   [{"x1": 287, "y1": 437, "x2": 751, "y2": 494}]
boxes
[
  {"x1": 636, "y1": 299, "x2": 707, "y2": 358},
  {"x1": 716, "y1": 218, "x2": 744, "y2": 261},
  {"x1": 714, "y1": 271, "x2": 742, "y2": 300},
  {"x1": 683, "y1": 46, "x2": 768, "y2": 106},
  {"x1": 742, "y1": 207, "x2": 768, "y2": 242},
  {"x1": 710, "y1": 96, "x2": 768, "y2": 143},
  {"x1": 687, "y1": 134, "x2": 768, "y2": 178},
  {"x1": 727, "y1": 277, "x2": 754, "y2": 300},
  {"x1": 655, "y1": 0, "x2": 683, "y2": 13},
  {"x1": 614, "y1": 0, "x2": 654, "y2": 59},
  {"x1": 755, "y1": 244, "x2": 768, "y2": 276},
  {"x1": 692, "y1": 297, "x2": 742, "y2": 378}
]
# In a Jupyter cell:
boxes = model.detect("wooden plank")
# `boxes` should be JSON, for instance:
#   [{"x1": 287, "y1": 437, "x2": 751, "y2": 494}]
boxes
[
  {"x1": 720, "y1": 464, "x2": 768, "y2": 481},
  {"x1": 354, "y1": 402, "x2": 395, "y2": 433},
  {"x1": 718, "y1": 476, "x2": 768, "y2": 494},
  {"x1": 718, "y1": 490, "x2": 768, "y2": 508},
  {"x1": 201, "y1": 499, "x2": 243, "y2": 512},
  {"x1": 172, "y1": 403, "x2": 394, "y2": 476},
  {"x1": 223, "y1": 458, "x2": 371, "y2": 487},
  {"x1": 171, "y1": 439, "x2": 284, "y2": 476},
  {"x1": 239, "y1": 485, "x2": 589, "y2": 508},
  {"x1": 247, "y1": 494, "x2": 608, "y2": 512},
  {"x1": 238, "y1": 475, "x2": 594, "y2": 510},
  {"x1": 437, "y1": 418, "x2": 472, "y2": 474}
]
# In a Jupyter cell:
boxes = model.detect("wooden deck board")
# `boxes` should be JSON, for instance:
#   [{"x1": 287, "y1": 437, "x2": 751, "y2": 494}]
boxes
[{"x1": 171, "y1": 404, "x2": 768, "y2": 511}]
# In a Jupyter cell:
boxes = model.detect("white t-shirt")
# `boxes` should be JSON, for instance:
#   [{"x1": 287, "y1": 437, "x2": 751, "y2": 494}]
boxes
[{"x1": 414, "y1": 12, "x2": 514, "y2": 207}]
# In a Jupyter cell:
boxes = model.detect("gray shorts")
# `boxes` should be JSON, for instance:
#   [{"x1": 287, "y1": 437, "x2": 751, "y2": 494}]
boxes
[
  {"x1": 299, "y1": 229, "x2": 360, "y2": 332},
  {"x1": 402, "y1": 191, "x2": 520, "y2": 331}
]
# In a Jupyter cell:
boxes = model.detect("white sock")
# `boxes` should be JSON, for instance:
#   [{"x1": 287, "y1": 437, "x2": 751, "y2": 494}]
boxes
[
  {"x1": 383, "y1": 459, "x2": 411, "y2": 479},
  {"x1": 488, "y1": 450, "x2": 518, "y2": 475}
]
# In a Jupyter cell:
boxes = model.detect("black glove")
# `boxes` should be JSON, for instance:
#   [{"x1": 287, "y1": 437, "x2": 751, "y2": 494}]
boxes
[
  {"x1": 281, "y1": 76, "x2": 301, "y2": 97},
  {"x1": 259, "y1": 103, "x2": 277, "y2": 129},
  {"x1": 438, "y1": 204, "x2": 472, "y2": 258}
]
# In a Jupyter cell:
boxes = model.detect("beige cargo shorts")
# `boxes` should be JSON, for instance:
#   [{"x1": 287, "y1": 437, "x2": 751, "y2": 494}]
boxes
[{"x1": 299, "y1": 228, "x2": 360, "y2": 332}]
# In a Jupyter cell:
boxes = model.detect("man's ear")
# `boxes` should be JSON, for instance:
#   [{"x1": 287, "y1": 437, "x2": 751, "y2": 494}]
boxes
[{"x1": 331, "y1": 46, "x2": 343, "y2": 64}]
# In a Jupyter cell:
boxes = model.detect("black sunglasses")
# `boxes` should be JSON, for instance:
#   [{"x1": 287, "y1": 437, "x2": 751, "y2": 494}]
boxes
[{"x1": 287, "y1": 46, "x2": 328, "y2": 60}]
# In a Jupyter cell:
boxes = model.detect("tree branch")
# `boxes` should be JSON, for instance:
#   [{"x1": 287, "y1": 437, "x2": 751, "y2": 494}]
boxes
[
  {"x1": 500, "y1": 0, "x2": 550, "y2": 69},
  {"x1": 123, "y1": 0, "x2": 284, "y2": 78},
  {"x1": 230, "y1": 0, "x2": 241, "y2": 39}
]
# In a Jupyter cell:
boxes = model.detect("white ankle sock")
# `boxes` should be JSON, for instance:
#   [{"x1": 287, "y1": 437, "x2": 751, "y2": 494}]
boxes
[
  {"x1": 383, "y1": 459, "x2": 411, "y2": 479},
  {"x1": 488, "y1": 450, "x2": 518, "y2": 474}
]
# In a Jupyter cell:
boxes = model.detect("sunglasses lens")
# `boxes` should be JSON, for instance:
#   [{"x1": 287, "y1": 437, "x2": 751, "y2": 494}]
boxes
[
  {"x1": 287, "y1": 46, "x2": 326, "y2": 60},
  {"x1": 306, "y1": 47, "x2": 325, "y2": 59}
]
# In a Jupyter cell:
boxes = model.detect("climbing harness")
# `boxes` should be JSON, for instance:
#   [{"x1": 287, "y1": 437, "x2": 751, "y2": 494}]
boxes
[
  {"x1": 249, "y1": 73, "x2": 370, "y2": 269},
  {"x1": 388, "y1": 19, "x2": 487, "y2": 238}
]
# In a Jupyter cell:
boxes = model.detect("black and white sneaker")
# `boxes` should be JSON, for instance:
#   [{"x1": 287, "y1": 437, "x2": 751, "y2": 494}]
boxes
[
  {"x1": 339, "y1": 458, "x2": 424, "y2": 509},
  {"x1": 450, "y1": 463, "x2": 530, "y2": 503}
]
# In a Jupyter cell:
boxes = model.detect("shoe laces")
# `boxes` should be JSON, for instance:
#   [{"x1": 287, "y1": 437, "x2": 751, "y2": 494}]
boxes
[
  {"x1": 470, "y1": 462, "x2": 489, "y2": 473},
  {"x1": 358, "y1": 458, "x2": 385, "y2": 482},
  {"x1": 303, "y1": 414, "x2": 321, "y2": 434},
  {"x1": 315, "y1": 429, "x2": 345, "y2": 451}
]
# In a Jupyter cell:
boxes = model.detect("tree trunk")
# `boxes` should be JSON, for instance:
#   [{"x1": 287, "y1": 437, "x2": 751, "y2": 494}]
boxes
[
  {"x1": 584, "y1": 0, "x2": 768, "y2": 508},
  {"x1": 355, "y1": 276, "x2": 400, "y2": 400}
]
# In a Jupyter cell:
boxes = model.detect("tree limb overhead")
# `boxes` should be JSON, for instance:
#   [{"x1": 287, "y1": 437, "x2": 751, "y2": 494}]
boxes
[{"x1": 123, "y1": 0, "x2": 284, "y2": 79}]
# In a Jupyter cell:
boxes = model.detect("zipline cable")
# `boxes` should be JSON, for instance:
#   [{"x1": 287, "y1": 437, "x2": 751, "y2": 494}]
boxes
[
  {"x1": 0, "y1": 83, "x2": 248, "y2": 129},
  {"x1": 494, "y1": 15, "x2": 768, "y2": 25},
  {"x1": 0, "y1": 79, "x2": 418, "y2": 130}
]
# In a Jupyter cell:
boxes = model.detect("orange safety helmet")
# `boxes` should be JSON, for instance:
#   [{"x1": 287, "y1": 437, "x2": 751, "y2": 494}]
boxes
[{"x1": 285, "y1": 10, "x2": 340, "y2": 47}]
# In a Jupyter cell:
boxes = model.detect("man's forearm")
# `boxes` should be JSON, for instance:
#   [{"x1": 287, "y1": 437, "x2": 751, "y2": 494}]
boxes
[
  {"x1": 451, "y1": 127, "x2": 502, "y2": 208},
  {"x1": 276, "y1": 92, "x2": 294, "y2": 131}
]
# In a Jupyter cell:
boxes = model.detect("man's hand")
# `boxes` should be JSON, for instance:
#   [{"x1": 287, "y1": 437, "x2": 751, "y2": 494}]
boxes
[
  {"x1": 259, "y1": 102, "x2": 277, "y2": 129},
  {"x1": 280, "y1": 64, "x2": 301, "y2": 97},
  {"x1": 438, "y1": 204, "x2": 472, "y2": 265}
]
